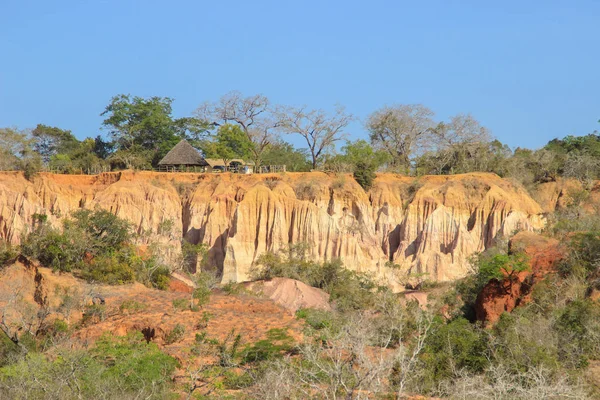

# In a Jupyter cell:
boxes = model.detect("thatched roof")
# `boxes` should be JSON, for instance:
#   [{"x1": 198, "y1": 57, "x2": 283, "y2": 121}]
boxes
[{"x1": 158, "y1": 140, "x2": 206, "y2": 166}]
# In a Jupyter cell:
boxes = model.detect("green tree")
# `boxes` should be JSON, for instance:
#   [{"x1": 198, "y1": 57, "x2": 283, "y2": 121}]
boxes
[
  {"x1": 261, "y1": 140, "x2": 311, "y2": 172},
  {"x1": 101, "y1": 94, "x2": 209, "y2": 167},
  {"x1": 31, "y1": 124, "x2": 80, "y2": 163},
  {"x1": 0, "y1": 128, "x2": 35, "y2": 171},
  {"x1": 200, "y1": 124, "x2": 253, "y2": 166}
]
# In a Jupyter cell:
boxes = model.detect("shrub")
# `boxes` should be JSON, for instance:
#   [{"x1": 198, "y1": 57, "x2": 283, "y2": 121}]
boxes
[
  {"x1": 164, "y1": 324, "x2": 186, "y2": 344},
  {"x1": 93, "y1": 333, "x2": 178, "y2": 393},
  {"x1": 554, "y1": 299, "x2": 600, "y2": 367},
  {"x1": 217, "y1": 329, "x2": 242, "y2": 367},
  {"x1": 241, "y1": 328, "x2": 295, "y2": 364},
  {"x1": 81, "y1": 254, "x2": 135, "y2": 285},
  {"x1": 477, "y1": 252, "x2": 529, "y2": 287},
  {"x1": 157, "y1": 218, "x2": 174, "y2": 235},
  {"x1": 195, "y1": 311, "x2": 212, "y2": 330},
  {"x1": 22, "y1": 209, "x2": 134, "y2": 275},
  {"x1": 253, "y1": 245, "x2": 379, "y2": 311},
  {"x1": 294, "y1": 180, "x2": 319, "y2": 200},
  {"x1": 493, "y1": 312, "x2": 560, "y2": 372},
  {"x1": 420, "y1": 318, "x2": 489, "y2": 391},
  {"x1": 23, "y1": 156, "x2": 42, "y2": 181},
  {"x1": 296, "y1": 308, "x2": 335, "y2": 330},
  {"x1": 119, "y1": 300, "x2": 147, "y2": 315},
  {"x1": 402, "y1": 180, "x2": 424, "y2": 208},
  {"x1": 0, "y1": 241, "x2": 17, "y2": 267},
  {"x1": 223, "y1": 369, "x2": 255, "y2": 389},
  {"x1": 82, "y1": 304, "x2": 106, "y2": 325},
  {"x1": 561, "y1": 231, "x2": 600, "y2": 277},
  {"x1": 353, "y1": 161, "x2": 376, "y2": 190},
  {"x1": 330, "y1": 174, "x2": 347, "y2": 190},
  {"x1": 192, "y1": 271, "x2": 214, "y2": 307},
  {"x1": 172, "y1": 298, "x2": 188, "y2": 311},
  {"x1": 68, "y1": 209, "x2": 131, "y2": 254}
]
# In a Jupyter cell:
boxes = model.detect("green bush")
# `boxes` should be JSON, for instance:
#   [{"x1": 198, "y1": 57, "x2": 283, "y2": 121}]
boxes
[
  {"x1": 241, "y1": 328, "x2": 295, "y2": 364},
  {"x1": 0, "y1": 241, "x2": 17, "y2": 267},
  {"x1": 82, "y1": 304, "x2": 106, "y2": 325},
  {"x1": 192, "y1": 271, "x2": 214, "y2": 307},
  {"x1": 491, "y1": 311, "x2": 560, "y2": 374},
  {"x1": 68, "y1": 209, "x2": 131, "y2": 254},
  {"x1": 420, "y1": 318, "x2": 489, "y2": 390},
  {"x1": 353, "y1": 161, "x2": 376, "y2": 190},
  {"x1": 23, "y1": 156, "x2": 42, "y2": 181},
  {"x1": 253, "y1": 245, "x2": 379, "y2": 311},
  {"x1": 554, "y1": 299, "x2": 600, "y2": 368},
  {"x1": 22, "y1": 209, "x2": 133, "y2": 275},
  {"x1": 164, "y1": 324, "x2": 186, "y2": 345},
  {"x1": 22, "y1": 225, "x2": 87, "y2": 272},
  {"x1": 296, "y1": 308, "x2": 335, "y2": 330},
  {"x1": 561, "y1": 231, "x2": 600, "y2": 277},
  {"x1": 172, "y1": 298, "x2": 189, "y2": 311},
  {"x1": 81, "y1": 254, "x2": 136, "y2": 284},
  {"x1": 222, "y1": 369, "x2": 255, "y2": 389},
  {"x1": 119, "y1": 300, "x2": 147, "y2": 315}
]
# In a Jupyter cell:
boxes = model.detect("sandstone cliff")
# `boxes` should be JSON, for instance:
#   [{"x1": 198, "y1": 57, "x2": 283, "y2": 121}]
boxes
[{"x1": 0, "y1": 171, "x2": 546, "y2": 286}]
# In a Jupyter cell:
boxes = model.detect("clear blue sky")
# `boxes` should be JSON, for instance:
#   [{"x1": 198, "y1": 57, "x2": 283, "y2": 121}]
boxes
[{"x1": 1, "y1": 0, "x2": 598, "y2": 149}]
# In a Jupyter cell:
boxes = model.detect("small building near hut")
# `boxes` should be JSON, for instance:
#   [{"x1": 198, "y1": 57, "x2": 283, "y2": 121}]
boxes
[
  {"x1": 157, "y1": 140, "x2": 206, "y2": 171},
  {"x1": 203, "y1": 158, "x2": 254, "y2": 173}
]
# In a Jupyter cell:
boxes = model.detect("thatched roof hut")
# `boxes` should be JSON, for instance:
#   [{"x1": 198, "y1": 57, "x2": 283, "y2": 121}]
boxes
[{"x1": 158, "y1": 140, "x2": 206, "y2": 167}]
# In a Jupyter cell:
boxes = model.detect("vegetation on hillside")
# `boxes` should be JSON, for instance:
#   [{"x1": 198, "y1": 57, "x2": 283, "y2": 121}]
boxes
[{"x1": 0, "y1": 193, "x2": 599, "y2": 398}]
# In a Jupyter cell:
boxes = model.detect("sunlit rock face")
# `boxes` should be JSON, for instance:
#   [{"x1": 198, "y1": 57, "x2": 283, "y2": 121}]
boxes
[{"x1": 0, "y1": 171, "x2": 546, "y2": 288}]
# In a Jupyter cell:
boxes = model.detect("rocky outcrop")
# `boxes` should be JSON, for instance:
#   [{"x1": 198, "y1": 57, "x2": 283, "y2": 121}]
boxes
[
  {"x1": 0, "y1": 171, "x2": 547, "y2": 287},
  {"x1": 244, "y1": 278, "x2": 331, "y2": 313},
  {"x1": 475, "y1": 232, "x2": 565, "y2": 324}
]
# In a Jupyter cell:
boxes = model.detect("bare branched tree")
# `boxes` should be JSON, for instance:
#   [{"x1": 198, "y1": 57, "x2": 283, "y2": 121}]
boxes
[
  {"x1": 427, "y1": 114, "x2": 493, "y2": 174},
  {"x1": 278, "y1": 105, "x2": 354, "y2": 169},
  {"x1": 367, "y1": 104, "x2": 436, "y2": 173},
  {"x1": 196, "y1": 91, "x2": 280, "y2": 167},
  {"x1": 437, "y1": 364, "x2": 589, "y2": 400},
  {"x1": 253, "y1": 304, "x2": 433, "y2": 400}
]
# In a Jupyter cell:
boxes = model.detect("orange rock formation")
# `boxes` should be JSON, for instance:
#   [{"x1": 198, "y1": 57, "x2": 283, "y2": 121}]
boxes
[{"x1": 0, "y1": 171, "x2": 546, "y2": 286}]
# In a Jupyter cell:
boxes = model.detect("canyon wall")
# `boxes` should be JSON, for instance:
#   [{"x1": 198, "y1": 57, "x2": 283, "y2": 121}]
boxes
[{"x1": 0, "y1": 171, "x2": 548, "y2": 286}]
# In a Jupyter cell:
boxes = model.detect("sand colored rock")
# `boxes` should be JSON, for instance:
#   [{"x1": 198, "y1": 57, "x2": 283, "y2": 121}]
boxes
[
  {"x1": 244, "y1": 277, "x2": 331, "y2": 313},
  {"x1": 0, "y1": 171, "x2": 548, "y2": 286}
]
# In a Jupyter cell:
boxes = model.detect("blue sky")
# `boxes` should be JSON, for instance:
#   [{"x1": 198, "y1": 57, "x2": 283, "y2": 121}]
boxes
[{"x1": 1, "y1": 0, "x2": 598, "y2": 150}]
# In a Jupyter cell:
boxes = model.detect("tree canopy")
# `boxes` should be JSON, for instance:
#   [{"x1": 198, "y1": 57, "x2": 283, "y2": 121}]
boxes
[
  {"x1": 0, "y1": 91, "x2": 598, "y2": 186},
  {"x1": 101, "y1": 94, "x2": 209, "y2": 166}
]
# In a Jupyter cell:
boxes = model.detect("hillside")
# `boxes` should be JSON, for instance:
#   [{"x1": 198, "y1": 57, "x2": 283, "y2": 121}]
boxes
[{"x1": 0, "y1": 171, "x2": 554, "y2": 286}]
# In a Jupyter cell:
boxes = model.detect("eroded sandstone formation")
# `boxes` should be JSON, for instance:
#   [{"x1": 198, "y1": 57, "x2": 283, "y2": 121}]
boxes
[{"x1": 0, "y1": 171, "x2": 547, "y2": 287}]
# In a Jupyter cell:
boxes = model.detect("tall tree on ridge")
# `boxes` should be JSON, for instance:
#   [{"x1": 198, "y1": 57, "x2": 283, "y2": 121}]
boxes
[{"x1": 277, "y1": 105, "x2": 353, "y2": 170}]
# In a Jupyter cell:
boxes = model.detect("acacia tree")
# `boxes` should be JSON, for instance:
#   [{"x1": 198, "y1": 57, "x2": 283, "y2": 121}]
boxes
[
  {"x1": 278, "y1": 105, "x2": 353, "y2": 169},
  {"x1": 196, "y1": 91, "x2": 280, "y2": 167},
  {"x1": 366, "y1": 104, "x2": 436, "y2": 173}
]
